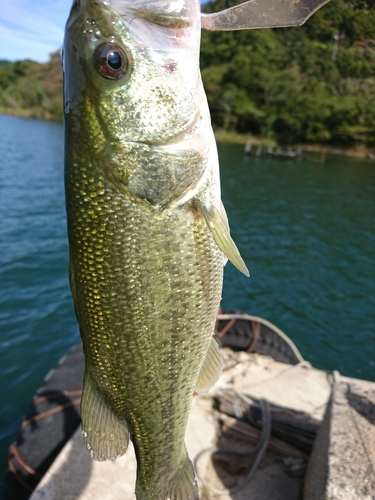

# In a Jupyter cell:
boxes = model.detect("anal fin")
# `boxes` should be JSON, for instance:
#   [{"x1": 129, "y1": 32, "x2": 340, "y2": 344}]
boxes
[
  {"x1": 195, "y1": 337, "x2": 223, "y2": 395},
  {"x1": 81, "y1": 367, "x2": 129, "y2": 461},
  {"x1": 196, "y1": 199, "x2": 250, "y2": 277}
]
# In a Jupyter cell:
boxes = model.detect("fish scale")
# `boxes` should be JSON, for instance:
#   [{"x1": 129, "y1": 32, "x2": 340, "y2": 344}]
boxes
[{"x1": 64, "y1": 0, "x2": 248, "y2": 498}]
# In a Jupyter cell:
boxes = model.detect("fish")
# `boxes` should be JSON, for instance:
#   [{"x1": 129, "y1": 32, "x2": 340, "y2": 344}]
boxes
[{"x1": 63, "y1": 0, "x2": 248, "y2": 499}]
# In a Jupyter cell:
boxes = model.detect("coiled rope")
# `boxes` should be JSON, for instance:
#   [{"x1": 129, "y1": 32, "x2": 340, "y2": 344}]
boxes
[{"x1": 194, "y1": 396, "x2": 271, "y2": 495}]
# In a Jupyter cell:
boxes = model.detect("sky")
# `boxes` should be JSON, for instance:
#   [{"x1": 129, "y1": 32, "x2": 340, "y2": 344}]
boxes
[
  {"x1": 0, "y1": 0, "x2": 73, "y2": 62},
  {"x1": 0, "y1": 0, "x2": 210, "y2": 63}
]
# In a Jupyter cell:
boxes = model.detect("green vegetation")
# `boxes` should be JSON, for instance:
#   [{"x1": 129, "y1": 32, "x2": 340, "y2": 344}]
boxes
[
  {"x1": 0, "y1": 0, "x2": 374, "y2": 147},
  {"x1": 201, "y1": 0, "x2": 375, "y2": 146},
  {"x1": 0, "y1": 51, "x2": 63, "y2": 121}
]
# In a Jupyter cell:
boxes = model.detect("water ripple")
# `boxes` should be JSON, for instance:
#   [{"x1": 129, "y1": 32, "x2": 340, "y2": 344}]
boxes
[
  {"x1": 0, "y1": 116, "x2": 79, "y2": 491},
  {"x1": 0, "y1": 117, "x2": 374, "y2": 494},
  {"x1": 220, "y1": 144, "x2": 375, "y2": 382}
]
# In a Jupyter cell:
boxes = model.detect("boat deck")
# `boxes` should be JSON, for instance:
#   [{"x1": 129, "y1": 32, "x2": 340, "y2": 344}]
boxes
[
  {"x1": 7, "y1": 325, "x2": 375, "y2": 499},
  {"x1": 27, "y1": 350, "x2": 337, "y2": 500}
]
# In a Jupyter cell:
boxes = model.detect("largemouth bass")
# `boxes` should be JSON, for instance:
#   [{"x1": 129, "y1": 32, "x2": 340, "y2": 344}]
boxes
[{"x1": 63, "y1": 0, "x2": 248, "y2": 498}]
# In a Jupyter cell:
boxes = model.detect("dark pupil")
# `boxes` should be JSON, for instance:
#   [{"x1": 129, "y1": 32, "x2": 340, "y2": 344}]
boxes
[{"x1": 107, "y1": 51, "x2": 122, "y2": 70}]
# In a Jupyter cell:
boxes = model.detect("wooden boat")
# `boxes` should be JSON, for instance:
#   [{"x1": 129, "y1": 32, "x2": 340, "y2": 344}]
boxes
[{"x1": 4, "y1": 345, "x2": 83, "y2": 500}]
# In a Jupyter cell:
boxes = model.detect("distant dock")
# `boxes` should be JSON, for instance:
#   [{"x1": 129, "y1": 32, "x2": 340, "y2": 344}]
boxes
[{"x1": 245, "y1": 142, "x2": 303, "y2": 159}]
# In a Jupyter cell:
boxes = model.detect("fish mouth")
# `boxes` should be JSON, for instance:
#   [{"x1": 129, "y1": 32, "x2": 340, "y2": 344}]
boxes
[
  {"x1": 125, "y1": 140, "x2": 201, "y2": 160},
  {"x1": 133, "y1": 108, "x2": 209, "y2": 158},
  {"x1": 109, "y1": 0, "x2": 197, "y2": 29},
  {"x1": 146, "y1": 126, "x2": 199, "y2": 151}
]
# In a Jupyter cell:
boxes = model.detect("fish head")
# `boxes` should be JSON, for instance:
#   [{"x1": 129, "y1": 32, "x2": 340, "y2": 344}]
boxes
[{"x1": 63, "y1": 0, "x2": 206, "y2": 146}]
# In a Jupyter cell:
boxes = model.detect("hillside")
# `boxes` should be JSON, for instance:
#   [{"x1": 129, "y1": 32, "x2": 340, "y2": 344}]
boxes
[
  {"x1": 0, "y1": 51, "x2": 63, "y2": 121},
  {"x1": 201, "y1": 0, "x2": 375, "y2": 145},
  {"x1": 0, "y1": 0, "x2": 374, "y2": 146}
]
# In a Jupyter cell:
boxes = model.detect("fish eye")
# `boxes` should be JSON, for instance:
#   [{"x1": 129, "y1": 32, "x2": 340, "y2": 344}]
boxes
[{"x1": 94, "y1": 43, "x2": 131, "y2": 80}]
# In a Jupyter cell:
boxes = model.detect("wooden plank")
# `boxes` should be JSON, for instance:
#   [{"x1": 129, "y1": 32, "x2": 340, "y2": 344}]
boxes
[{"x1": 219, "y1": 414, "x2": 309, "y2": 460}]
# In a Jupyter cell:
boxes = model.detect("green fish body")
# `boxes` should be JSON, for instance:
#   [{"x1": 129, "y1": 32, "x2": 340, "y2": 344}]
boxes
[{"x1": 63, "y1": 1, "x2": 248, "y2": 498}]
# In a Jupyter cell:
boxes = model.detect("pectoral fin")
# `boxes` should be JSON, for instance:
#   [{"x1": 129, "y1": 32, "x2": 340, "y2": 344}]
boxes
[
  {"x1": 196, "y1": 199, "x2": 250, "y2": 277},
  {"x1": 69, "y1": 260, "x2": 77, "y2": 304},
  {"x1": 81, "y1": 367, "x2": 129, "y2": 461},
  {"x1": 195, "y1": 337, "x2": 223, "y2": 394}
]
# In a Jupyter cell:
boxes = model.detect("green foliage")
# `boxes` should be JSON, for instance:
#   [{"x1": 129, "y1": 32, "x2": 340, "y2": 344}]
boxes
[
  {"x1": 201, "y1": 0, "x2": 375, "y2": 145},
  {"x1": 0, "y1": 51, "x2": 63, "y2": 121},
  {"x1": 1, "y1": 0, "x2": 375, "y2": 146}
]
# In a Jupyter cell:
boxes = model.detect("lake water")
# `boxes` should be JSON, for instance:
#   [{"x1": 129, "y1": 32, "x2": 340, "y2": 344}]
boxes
[{"x1": 1, "y1": 114, "x2": 374, "y2": 495}]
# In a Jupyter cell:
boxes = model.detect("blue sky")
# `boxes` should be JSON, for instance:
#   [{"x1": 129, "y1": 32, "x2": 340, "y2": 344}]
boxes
[
  {"x1": 0, "y1": 0, "x2": 209, "y2": 63},
  {"x1": 0, "y1": 0, "x2": 73, "y2": 62}
]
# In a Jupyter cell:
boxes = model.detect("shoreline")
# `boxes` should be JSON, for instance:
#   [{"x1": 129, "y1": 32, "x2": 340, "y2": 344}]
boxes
[
  {"x1": 1, "y1": 112, "x2": 373, "y2": 160},
  {"x1": 0, "y1": 108, "x2": 62, "y2": 123},
  {"x1": 213, "y1": 129, "x2": 375, "y2": 160}
]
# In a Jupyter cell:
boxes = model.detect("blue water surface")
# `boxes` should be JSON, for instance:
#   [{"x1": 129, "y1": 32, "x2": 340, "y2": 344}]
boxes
[
  {"x1": 219, "y1": 145, "x2": 375, "y2": 378},
  {"x1": 0, "y1": 115, "x2": 374, "y2": 495},
  {"x1": 0, "y1": 115, "x2": 79, "y2": 495}
]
